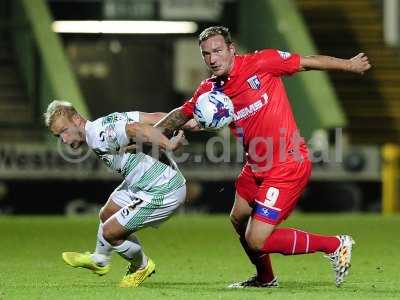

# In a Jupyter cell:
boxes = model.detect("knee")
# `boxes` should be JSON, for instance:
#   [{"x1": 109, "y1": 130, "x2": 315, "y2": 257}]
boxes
[
  {"x1": 229, "y1": 212, "x2": 239, "y2": 228},
  {"x1": 102, "y1": 224, "x2": 119, "y2": 246},
  {"x1": 99, "y1": 207, "x2": 107, "y2": 223},
  {"x1": 99, "y1": 206, "x2": 113, "y2": 223},
  {"x1": 245, "y1": 231, "x2": 266, "y2": 252},
  {"x1": 229, "y1": 213, "x2": 247, "y2": 236}
]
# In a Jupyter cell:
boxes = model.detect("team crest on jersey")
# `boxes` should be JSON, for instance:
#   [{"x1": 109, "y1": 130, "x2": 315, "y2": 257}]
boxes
[
  {"x1": 277, "y1": 50, "x2": 291, "y2": 59},
  {"x1": 105, "y1": 125, "x2": 117, "y2": 143},
  {"x1": 247, "y1": 75, "x2": 261, "y2": 90}
]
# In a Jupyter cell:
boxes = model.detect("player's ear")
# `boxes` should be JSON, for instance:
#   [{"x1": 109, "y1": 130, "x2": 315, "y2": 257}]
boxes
[{"x1": 71, "y1": 113, "x2": 80, "y2": 125}]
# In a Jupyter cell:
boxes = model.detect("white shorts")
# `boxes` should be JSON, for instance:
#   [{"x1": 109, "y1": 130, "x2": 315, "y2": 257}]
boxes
[{"x1": 111, "y1": 182, "x2": 186, "y2": 232}]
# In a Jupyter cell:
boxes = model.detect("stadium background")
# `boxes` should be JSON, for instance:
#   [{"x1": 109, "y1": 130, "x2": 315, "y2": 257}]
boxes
[{"x1": 0, "y1": 0, "x2": 399, "y2": 299}]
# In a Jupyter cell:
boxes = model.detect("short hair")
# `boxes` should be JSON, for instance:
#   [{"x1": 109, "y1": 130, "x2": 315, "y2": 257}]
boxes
[
  {"x1": 198, "y1": 26, "x2": 232, "y2": 45},
  {"x1": 43, "y1": 100, "x2": 77, "y2": 128}
]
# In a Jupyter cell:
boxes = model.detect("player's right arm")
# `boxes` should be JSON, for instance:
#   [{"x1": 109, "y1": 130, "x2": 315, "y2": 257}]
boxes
[
  {"x1": 155, "y1": 81, "x2": 212, "y2": 136},
  {"x1": 154, "y1": 107, "x2": 191, "y2": 137},
  {"x1": 138, "y1": 111, "x2": 201, "y2": 133},
  {"x1": 138, "y1": 112, "x2": 167, "y2": 125},
  {"x1": 125, "y1": 122, "x2": 184, "y2": 151}
]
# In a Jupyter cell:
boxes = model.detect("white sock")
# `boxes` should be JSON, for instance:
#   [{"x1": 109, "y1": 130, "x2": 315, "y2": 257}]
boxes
[
  {"x1": 91, "y1": 223, "x2": 112, "y2": 267},
  {"x1": 113, "y1": 235, "x2": 147, "y2": 271}
]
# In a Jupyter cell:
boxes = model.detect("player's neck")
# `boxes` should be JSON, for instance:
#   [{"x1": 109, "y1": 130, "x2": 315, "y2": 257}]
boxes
[
  {"x1": 214, "y1": 57, "x2": 235, "y2": 79},
  {"x1": 228, "y1": 58, "x2": 235, "y2": 74}
]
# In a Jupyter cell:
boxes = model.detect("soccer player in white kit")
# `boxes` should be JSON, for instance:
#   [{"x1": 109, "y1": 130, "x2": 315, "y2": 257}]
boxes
[{"x1": 44, "y1": 100, "x2": 187, "y2": 287}]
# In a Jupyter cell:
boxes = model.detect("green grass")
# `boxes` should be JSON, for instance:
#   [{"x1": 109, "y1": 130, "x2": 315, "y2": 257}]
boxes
[{"x1": 0, "y1": 213, "x2": 399, "y2": 299}]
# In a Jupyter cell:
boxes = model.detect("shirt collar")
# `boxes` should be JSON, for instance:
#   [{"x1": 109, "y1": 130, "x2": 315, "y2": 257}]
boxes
[{"x1": 84, "y1": 119, "x2": 92, "y2": 145}]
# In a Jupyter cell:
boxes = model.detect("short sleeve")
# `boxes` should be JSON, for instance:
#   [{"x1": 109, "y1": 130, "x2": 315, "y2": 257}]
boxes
[
  {"x1": 125, "y1": 111, "x2": 140, "y2": 122},
  {"x1": 181, "y1": 97, "x2": 195, "y2": 118},
  {"x1": 256, "y1": 49, "x2": 300, "y2": 76},
  {"x1": 181, "y1": 80, "x2": 213, "y2": 118}
]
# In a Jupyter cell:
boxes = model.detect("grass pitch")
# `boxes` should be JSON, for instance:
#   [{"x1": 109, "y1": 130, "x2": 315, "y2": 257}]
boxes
[{"x1": 0, "y1": 213, "x2": 399, "y2": 299}]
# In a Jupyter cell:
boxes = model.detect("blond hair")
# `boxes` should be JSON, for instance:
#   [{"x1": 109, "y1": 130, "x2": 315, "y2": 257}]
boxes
[{"x1": 43, "y1": 100, "x2": 77, "y2": 128}]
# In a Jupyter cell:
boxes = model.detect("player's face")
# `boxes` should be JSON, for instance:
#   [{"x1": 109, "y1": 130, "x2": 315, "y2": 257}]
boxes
[
  {"x1": 50, "y1": 116, "x2": 84, "y2": 149},
  {"x1": 200, "y1": 35, "x2": 235, "y2": 77}
]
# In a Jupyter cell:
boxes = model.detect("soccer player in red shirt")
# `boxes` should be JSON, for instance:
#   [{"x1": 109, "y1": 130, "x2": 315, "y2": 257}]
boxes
[{"x1": 156, "y1": 26, "x2": 371, "y2": 288}]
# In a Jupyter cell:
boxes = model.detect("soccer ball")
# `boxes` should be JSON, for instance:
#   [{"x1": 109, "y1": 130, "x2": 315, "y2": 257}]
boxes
[{"x1": 193, "y1": 91, "x2": 234, "y2": 130}]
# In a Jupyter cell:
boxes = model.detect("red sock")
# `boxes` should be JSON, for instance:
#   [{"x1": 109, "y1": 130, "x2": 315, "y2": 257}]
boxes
[
  {"x1": 262, "y1": 228, "x2": 340, "y2": 255},
  {"x1": 240, "y1": 236, "x2": 275, "y2": 283}
]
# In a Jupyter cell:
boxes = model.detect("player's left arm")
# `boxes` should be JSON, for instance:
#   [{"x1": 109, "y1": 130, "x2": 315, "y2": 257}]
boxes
[{"x1": 299, "y1": 53, "x2": 371, "y2": 74}]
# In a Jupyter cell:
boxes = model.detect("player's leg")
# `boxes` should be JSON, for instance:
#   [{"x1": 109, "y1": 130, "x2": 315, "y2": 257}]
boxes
[
  {"x1": 245, "y1": 160, "x2": 354, "y2": 286},
  {"x1": 229, "y1": 193, "x2": 277, "y2": 288},
  {"x1": 228, "y1": 165, "x2": 277, "y2": 288},
  {"x1": 91, "y1": 198, "x2": 124, "y2": 266},
  {"x1": 107, "y1": 185, "x2": 186, "y2": 287},
  {"x1": 246, "y1": 216, "x2": 353, "y2": 287},
  {"x1": 230, "y1": 193, "x2": 252, "y2": 235},
  {"x1": 99, "y1": 197, "x2": 123, "y2": 222},
  {"x1": 101, "y1": 213, "x2": 154, "y2": 288},
  {"x1": 61, "y1": 197, "x2": 122, "y2": 275},
  {"x1": 245, "y1": 159, "x2": 338, "y2": 253},
  {"x1": 95, "y1": 182, "x2": 147, "y2": 265},
  {"x1": 246, "y1": 218, "x2": 341, "y2": 255},
  {"x1": 62, "y1": 182, "x2": 131, "y2": 275}
]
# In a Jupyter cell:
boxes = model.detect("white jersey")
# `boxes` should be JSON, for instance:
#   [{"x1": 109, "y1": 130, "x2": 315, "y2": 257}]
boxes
[{"x1": 85, "y1": 111, "x2": 185, "y2": 202}]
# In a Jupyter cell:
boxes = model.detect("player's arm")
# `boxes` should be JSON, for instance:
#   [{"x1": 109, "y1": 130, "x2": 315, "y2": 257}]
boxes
[
  {"x1": 125, "y1": 122, "x2": 184, "y2": 151},
  {"x1": 138, "y1": 112, "x2": 167, "y2": 125},
  {"x1": 140, "y1": 111, "x2": 200, "y2": 133},
  {"x1": 299, "y1": 53, "x2": 371, "y2": 74},
  {"x1": 154, "y1": 107, "x2": 191, "y2": 137}
]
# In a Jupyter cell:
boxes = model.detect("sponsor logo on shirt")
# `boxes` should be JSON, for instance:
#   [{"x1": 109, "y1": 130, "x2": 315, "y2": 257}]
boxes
[
  {"x1": 233, "y1": 93, "x2": 269, "y2": 121},
  {"x1": 247, "y1": 75, "x2": 261, "y2": 90},
  {"x1": 277, "y1": 50, "x2": 291, "y2": 59},
  {"x1": 105, "y1": 125, "x2": 117, "y2": 143}
]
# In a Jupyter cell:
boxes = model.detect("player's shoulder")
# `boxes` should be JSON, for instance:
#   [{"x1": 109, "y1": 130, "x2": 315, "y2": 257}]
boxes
[
  {"x1": 87, "y1": 113, "x2": 128, "y2": 148},
  {"x1": 97, "y1": 112, "x2": 139, "y2": 126},
  {"x1": 86, "y1": 117, "x2": 102, "y2": 134},
  {"x1": 99, "y1": 112, "x2": 125, "y2": 125},
  {"x1": 198, "y1": 78, "x2": 214, "y2": 88},
  {"x1": 194, "y1": 79, "x2": 214, "y2": 95},
  {"x1": 84, "y1": 119, "x2": 101, "y2": 148},
  {"x1": 87, "y1": 113, "x2": 125, "y2": 138},
  {"x1": 122, "y1": 111, "x2": 140, "y2": 122},
  {"x1": 249, "y1": 48, "x2": 278, "y2": 58},
  {"x1": 252, "y1": 48, "x2": 295, "y2": 60}
]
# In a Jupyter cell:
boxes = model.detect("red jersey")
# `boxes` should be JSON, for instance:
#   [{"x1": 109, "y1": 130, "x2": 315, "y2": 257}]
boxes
[{"x1": 182, "y1": 49, "x2": 308, "y2": 173}]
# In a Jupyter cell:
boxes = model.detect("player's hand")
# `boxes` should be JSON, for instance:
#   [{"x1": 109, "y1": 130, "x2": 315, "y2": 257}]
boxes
[
  {"x1": 182, "y1": 118, "x2": 203, "y2": 132},
  {"x1": 349, "y1": 53, "x2": 371, "y2": 75},
  {"x1": 168, "y1": 130, "x2": 186, "y2": 151}
]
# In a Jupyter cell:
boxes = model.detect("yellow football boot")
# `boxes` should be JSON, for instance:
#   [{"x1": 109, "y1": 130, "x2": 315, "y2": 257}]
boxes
[
  {"x1": 119, "y1": 258, "x2": 156, "y2": 288},
  {"x1": 62, "y1": 252, "x2": 110, "y2": 276}
]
